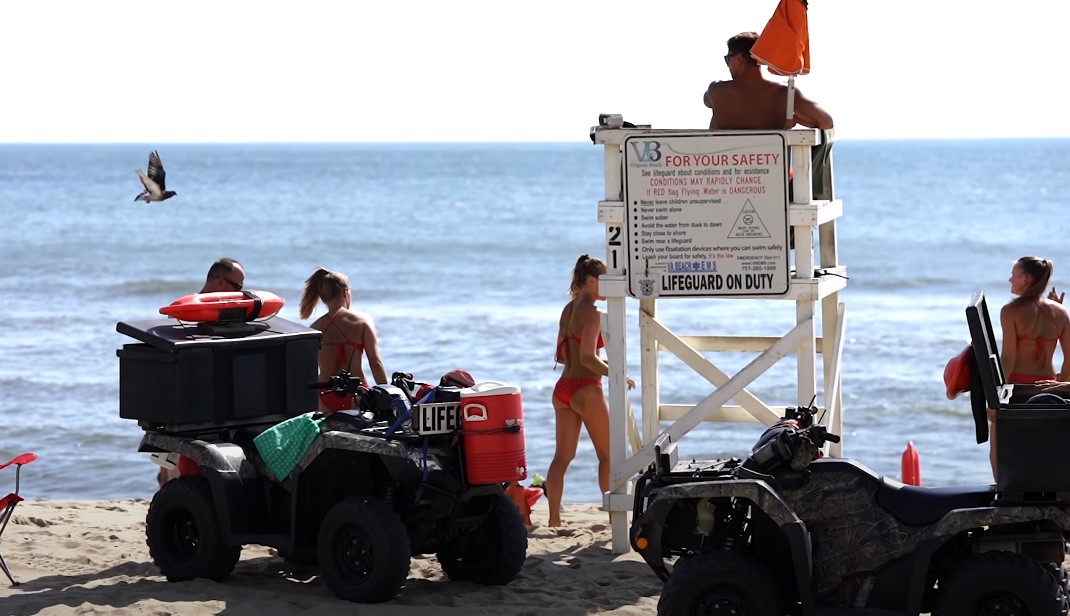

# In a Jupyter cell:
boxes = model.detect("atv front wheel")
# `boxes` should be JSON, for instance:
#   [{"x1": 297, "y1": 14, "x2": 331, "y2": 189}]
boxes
[
  {"x1": 657, "y1": 551, "x2": 785, "y2": 616},
  {"x1": 146, "y1": 476, "x2": 241, "y2": 582},
  {"x1": 437, "y1": 494, "x2": 527, "y2": 585},
  {"x1": 934, "y1": 551, "x2": 1063, "y2": 616},
  {"x1": 317, "y1": 497, "x2": 411, "y2": 603}
]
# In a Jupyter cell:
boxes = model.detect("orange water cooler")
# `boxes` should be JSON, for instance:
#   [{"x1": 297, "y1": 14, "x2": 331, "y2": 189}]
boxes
[{"x1": 460, "y1": 382, "x2": 527, "y2": 485}]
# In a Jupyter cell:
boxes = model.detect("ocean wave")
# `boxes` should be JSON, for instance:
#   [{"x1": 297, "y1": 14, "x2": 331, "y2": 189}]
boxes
[{"x1": 103, "y1": 278, "x2": 199, "y2": 297}]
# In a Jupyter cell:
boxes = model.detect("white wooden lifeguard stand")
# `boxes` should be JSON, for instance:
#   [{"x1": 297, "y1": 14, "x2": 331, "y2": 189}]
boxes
[{"x1": 590, "y1": 116, "x2": 847, "y2": 553}]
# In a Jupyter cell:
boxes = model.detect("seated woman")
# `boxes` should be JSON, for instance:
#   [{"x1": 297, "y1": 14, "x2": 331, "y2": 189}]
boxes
[
  {"x1": 299, "y1": 267, "x2": 388, "y2": 412},
  {"x1": 989, "y1": 256, "x2": 1070, "y2": 477},
  {"x1": 1000, "y1": 256, "x2": 1070, "y2": 384}
]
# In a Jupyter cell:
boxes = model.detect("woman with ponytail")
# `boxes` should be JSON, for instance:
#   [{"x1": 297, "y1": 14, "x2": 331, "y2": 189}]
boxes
[
  {"x1": 546, "y1": 254, "x2": 633, "y2": 526},
  {"x1": 300, "y1": 267, "x2": 388, "y2": 412},
  {"x1": 989, "y1": 256, "x2": 1070, "y2": 479},
  {"x1": 1000, "y1": 256, "x2": 1070, "y2": 384}
]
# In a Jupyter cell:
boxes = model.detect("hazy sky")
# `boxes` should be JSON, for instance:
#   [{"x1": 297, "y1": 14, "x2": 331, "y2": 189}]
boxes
[{"x1": 4, "y1": 1, "x2": 1068, "y2": 142}]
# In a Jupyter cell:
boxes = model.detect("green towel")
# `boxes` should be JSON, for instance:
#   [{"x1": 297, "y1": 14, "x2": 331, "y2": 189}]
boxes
[{"x1": 253, "y1": 412, "x2": 324, "y2": 480}]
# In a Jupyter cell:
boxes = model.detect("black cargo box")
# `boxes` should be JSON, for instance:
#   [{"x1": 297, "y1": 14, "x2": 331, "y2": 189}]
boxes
[
  {"x1": 117, "y1": 316, "x2": 321, "y2": 431},
  {"x1": 966, "y1": 292, "x2": 1070, "y2": 494},
  {"x1": 993, "y1": 408, "x2": 1070, "y2": 492}
]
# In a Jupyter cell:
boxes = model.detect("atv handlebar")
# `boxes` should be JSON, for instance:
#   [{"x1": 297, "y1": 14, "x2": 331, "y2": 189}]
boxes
[
  {"x1": 311, "y1": 370, "x2": 367, "y2": 396},
  {"x1": 784, "y1": 395, "x2": 820, "y2": 428},
  {"x1": 807, "y1": 424, "x2": 841, "y2": 446},
  {"x1": 743, "y1": 419, "x2": 841, "y2": 474}
]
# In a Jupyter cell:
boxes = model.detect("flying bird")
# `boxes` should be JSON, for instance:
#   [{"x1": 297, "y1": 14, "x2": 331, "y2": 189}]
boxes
[{"x1": 134, "y1": 150, "x2": 177, "y2": 203}]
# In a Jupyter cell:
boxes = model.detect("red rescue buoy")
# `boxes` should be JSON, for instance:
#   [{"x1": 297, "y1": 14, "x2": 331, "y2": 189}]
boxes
[
  {"x1": 159, "y1": 290, "x2": 285, "y2": 323},
  {"x1": 506, "y1": 480, "x2": 544, "y2": 530},
  {"x1": 943, "y1": 345, "x2": 973, "y2": 400},
  {"x1": 901, "y1": 441, "x2": 921, "y2": 486}
]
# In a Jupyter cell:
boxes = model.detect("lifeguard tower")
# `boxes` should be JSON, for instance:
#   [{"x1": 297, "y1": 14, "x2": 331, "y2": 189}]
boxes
[{"x1": 590, "y1": 115, "x2": 847, "y2": 552}]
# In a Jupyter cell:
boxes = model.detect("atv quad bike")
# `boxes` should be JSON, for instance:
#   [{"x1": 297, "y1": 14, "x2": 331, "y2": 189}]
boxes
[
  {"x1": 117, "y1": 313, "x2": 527, "y2": 603},
  {"x1": 630, "y1": 293, "x2": 1070, "y2": 615}
]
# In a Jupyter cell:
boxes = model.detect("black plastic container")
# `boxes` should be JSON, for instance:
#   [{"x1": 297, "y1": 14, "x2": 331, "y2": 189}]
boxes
[
  {"x1": 117, "y1": 316, "x2": 321, "y2": 430},
  {"x1": 994, "y1": 407, "x2": 1070, "y2": 492}
]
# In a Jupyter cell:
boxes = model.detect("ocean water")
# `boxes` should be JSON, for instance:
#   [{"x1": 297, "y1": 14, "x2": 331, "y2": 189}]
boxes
[{"x1": 2, "y1": 139, "x2": 1069, "y2": 502}]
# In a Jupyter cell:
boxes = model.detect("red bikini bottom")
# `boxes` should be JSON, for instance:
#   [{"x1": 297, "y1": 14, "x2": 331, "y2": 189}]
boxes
[{"x1": 553, "y1": 377, "x2": 602, "y2": 406}]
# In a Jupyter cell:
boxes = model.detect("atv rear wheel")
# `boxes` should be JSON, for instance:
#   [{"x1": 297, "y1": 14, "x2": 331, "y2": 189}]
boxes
[
  {"x1": 437, "y1": 494, "x2": 527, "y2": 585},
  {"x1": 657, "y1": 551, "x2": 784, "y2": 616},
  {"x1": 317, "y1": 497, "x2": 411, "y2": 603},
  {"x1": 146, "y1": 476, "x2": 241, "y2": 582},
  {"x1": 934, "y1": 551, "x2": 1063, "y2": 616}
]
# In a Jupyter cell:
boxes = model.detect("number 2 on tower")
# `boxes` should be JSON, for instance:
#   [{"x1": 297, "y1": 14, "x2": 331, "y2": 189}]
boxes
[{"x1": 607, "y1": 226, "x2": 622, "y2": 270}]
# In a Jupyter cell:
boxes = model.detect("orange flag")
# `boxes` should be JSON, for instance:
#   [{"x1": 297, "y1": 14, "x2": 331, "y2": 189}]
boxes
[{"x1": 751, "y1": 0, "x2": 810, "y2": 76}]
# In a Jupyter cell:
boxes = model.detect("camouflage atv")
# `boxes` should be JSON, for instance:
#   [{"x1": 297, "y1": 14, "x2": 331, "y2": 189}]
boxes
[
  {"x1": 631, "y1": 401, "x2": 1070, "y2": 615},
  {"x1": 629, "y1": 291, "x2": 1070, "y2": 615},
  {"x1": 118, "y1": 314, "x2": 527, "y2": 603}
]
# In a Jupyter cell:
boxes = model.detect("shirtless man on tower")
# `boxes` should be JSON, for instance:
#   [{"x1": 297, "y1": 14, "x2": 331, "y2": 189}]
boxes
[{"x1": 704, "y1": 31, "x2": 834, "y2": 131}]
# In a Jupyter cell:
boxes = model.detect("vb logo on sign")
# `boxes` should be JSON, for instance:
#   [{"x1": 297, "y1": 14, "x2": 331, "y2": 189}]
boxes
[{"x1": 630, "y1": 141, "x2": 662, "y2": 162}]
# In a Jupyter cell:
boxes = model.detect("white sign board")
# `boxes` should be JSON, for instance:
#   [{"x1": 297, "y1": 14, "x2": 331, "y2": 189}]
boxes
[
  {"x1": 414, "y1": 402, "x2": 461, "y2": 435},
  {"x1": 622, "y1": 133, "x2": 790, "y2": 298}
]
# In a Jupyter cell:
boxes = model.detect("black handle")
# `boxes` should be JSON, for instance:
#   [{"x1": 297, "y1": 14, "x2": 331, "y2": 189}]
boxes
[{"x1": 310, "y1": 370, "x2": 366, "y2": 394}]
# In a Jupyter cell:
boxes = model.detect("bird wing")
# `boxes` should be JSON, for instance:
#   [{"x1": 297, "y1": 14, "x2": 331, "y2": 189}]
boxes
[
  {"x1": 147, "y1": 150, "x2": 167, "y2": 190},
  {"x1": 137, "y1": 168, "x2": 163, "y2": 198}
]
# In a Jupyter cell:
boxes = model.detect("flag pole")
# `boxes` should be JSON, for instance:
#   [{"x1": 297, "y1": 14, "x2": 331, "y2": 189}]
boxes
[{"x1": 785, "y1": 74, "x2": 796, "y2": 128}]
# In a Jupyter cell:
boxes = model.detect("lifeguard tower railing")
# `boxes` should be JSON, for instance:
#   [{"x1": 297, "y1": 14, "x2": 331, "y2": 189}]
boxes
[{"x1": 591, "y1": 116, "x2": 847, "y2": 553}]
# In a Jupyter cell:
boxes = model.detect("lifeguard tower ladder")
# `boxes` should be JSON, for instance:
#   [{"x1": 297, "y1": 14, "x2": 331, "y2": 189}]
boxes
[{"x1": 591, "y1": 116, "x2": 847, "y2": 553}]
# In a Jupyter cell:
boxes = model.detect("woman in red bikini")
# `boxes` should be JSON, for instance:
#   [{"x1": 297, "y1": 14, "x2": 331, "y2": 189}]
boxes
[
  {"x1": 989, "y1": 256, "x2": 1070, "y2": 477},
  {"x1": 299, "y1": 267, "x2": 388, "y2": 412},
  {"x1": 546, "y1": 255, "x2": 633, "y2": 526},
  {"x1": 1000, "y1": 256, "x2": 1070, "y2": 384}
]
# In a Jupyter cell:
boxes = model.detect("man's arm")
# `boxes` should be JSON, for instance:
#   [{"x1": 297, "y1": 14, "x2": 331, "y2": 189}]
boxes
[
  {"x1": 704, "y1": 82, "x2": 719, "y2": 129},
  {"x1": 701, "y1": 81, "x2": 719, "y2": 128},
  {"x1": 1024, "y1": 381, "x2": 1070, "y2": 398},
  {"x1": 792, "y1": 89, "x2": 834, "y2": 129},
  {"x1": 703, "y1": 81, "x2": 717, "y2": 109}
]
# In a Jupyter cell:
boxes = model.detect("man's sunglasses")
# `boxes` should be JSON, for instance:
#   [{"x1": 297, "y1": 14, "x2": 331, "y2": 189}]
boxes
[
  {"x1": 217, "y1": 276, "x2": 243, "y2": 291},
  {"x1": 724, "y1": 52, "x2": 741, "y2": 65}
]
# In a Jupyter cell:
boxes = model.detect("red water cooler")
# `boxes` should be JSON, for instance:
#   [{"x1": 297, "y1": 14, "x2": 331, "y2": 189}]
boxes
[{"x1": 460, "y1": 382, "x2": 527, "y2": 485}]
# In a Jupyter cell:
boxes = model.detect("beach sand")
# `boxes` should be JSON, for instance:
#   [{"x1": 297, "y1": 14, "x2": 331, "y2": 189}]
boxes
[{"x1": 0, "y1": 499, "x2": 662, "y2": 615}]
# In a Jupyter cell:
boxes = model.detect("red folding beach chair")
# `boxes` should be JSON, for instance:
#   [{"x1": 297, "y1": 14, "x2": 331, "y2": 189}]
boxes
[{"x1": 0, "y1": 453, "x2": 36, "y2": 586}]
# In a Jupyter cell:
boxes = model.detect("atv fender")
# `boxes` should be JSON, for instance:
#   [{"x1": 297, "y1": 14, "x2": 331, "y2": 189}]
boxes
[
  {"x1": 894, "y1": 505, "x2": 1070, "y2": 616},
  {"x1": 139, "y1": 431, "x2": 259, "y2": 544},
  {"x1": 635, "y1": 478, "x2": 817, "y2": 616},
  {"x1": 302, "y1": 430, "x2": 412, "y2": 468},
  {"x1": 302, "y1": 430, "x2": 457, "y2": 488},
  {"x1": 931, "y1": 504, "x2": 1070, "y2": 539}
]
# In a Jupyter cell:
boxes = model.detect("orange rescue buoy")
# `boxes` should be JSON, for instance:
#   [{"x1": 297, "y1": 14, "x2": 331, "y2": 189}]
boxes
[
  {"x1": 159, "y1": 290, "x2": 285, "y2": 323},
  {"x1": 901, "y1": 441, "x2": 921, "y2": 486},
  {"x1": 506, "y1": 481, "x2": 544, "y2": 530}
]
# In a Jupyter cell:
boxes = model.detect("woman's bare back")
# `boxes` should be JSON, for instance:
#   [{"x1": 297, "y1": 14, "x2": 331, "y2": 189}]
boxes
[
  {"x1": 557, "y1": 300, "x2": 602, "y2": 378},
  {"x1": 1005, "y1": 300, "x2": 1068, "y2": 376}
]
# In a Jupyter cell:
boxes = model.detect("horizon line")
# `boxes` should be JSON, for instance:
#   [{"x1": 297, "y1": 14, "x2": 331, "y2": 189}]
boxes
[{"x1": 1, "y1": 136, "x2": 1068, "y2": 146}]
